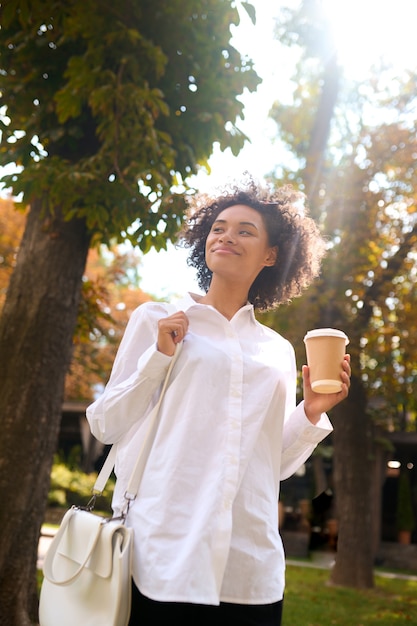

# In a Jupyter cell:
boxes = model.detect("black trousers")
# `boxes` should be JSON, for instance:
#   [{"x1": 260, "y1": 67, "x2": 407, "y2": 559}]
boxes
[{"x1": 129, "y1": 582, "x2": 283, "y2": 625}]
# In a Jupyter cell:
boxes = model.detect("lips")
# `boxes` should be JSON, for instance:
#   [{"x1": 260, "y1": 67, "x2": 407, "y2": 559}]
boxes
[{"x1": 212, "y1": 247, "x2": 239, "y2": 255}]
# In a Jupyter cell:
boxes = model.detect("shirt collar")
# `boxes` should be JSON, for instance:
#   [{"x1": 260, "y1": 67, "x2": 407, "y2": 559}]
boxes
[{"x1": 173, "y1": 292, "x2": 257, "y2": 323}]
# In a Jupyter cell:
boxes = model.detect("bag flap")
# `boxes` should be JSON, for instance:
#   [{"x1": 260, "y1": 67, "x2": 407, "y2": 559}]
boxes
[{"x1": 55, "y1": 509, "x2": 130, "y2": 578}]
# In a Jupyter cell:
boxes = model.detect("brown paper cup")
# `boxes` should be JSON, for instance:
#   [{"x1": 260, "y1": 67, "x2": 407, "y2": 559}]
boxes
[{"x1": 304, "y1": 328, "x2": 349, "y2": 394}]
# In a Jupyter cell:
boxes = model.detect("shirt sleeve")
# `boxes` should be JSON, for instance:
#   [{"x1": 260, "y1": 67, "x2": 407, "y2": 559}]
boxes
[
  {"x1": 86, "y1": 303, "x2": 173, "y2": 444},
  {"x1": 279, "y1": 339, "x2": 333, "y2": 480},
  {"x1": 280, "y1": 402, "x2": 332, "y2": 480}
]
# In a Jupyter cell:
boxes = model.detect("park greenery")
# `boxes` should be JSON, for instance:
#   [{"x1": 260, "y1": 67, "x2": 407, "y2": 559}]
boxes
[
  {"x1": 1, "y1": 0, "x2": 417, "y2": 624},
  {"x1": 283, "y1": 564, "x2": 417, "y2": 625},
  {"x1": 47, "y1": 452, "x2": 114, "y2": 511}
]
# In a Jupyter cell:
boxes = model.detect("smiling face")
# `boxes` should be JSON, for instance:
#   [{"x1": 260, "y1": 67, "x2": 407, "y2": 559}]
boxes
[{"x1": 205, "y1": 204, "x2": 277, "y2": 288}]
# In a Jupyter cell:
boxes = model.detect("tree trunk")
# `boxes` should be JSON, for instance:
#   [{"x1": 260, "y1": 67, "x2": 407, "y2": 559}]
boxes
[
  {"x1": 371, "y1": 436, "x2": 388, "y2": 559},
  {"x1": 312, "y1": 454, "x2": 328, "y2": 496},
  {"x1": 329, "y1": 373, "x2": 375, "y2": 588},
  {"x1": 304, "y1": 51, "x2": 340, "y2": 219},
  {"x1": 0, "y1": 199, "x2": 90, "y2": 625}
]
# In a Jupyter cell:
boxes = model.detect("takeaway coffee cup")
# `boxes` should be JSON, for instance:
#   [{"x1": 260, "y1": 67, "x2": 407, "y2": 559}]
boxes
[{"x1": 303, "y1": 328, "x2": 349, "y2": 394}]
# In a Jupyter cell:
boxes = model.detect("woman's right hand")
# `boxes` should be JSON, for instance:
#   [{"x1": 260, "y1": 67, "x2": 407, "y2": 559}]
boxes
[{"x1": 157, "y1": 311, "x2": 189, "y2": 356}]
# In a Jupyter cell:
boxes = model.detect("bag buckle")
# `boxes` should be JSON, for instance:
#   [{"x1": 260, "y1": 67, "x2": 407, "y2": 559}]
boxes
[
  {"x1": 74, "y1": 493, "x2": 97, "y2": 513},
  {"x1": 121, "y1": 491, "x2": 136, "y2": 520}
]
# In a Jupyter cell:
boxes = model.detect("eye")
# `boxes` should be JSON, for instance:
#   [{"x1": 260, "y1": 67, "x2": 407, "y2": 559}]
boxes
[
  {"x1": 211, "y1": 226, "x2": 223, "y2": 233},
  {"x1": 239, "y1": 229, "x2": 253, "y2": 236}
]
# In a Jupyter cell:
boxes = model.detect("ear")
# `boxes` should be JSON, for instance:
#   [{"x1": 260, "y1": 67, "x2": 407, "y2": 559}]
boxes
[{"x1": 264, "y1": 246, "x2": 278, "y2": 267}]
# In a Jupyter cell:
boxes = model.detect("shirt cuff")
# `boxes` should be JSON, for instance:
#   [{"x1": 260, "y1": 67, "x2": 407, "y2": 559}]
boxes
[{"x1": 297, "y1": 401, "x2": 333, "y2": 443}]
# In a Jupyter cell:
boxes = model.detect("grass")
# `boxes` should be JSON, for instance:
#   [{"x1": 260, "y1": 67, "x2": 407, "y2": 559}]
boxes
[{"x1": 283, "y1": 563, "x2": 417, "y2": 625}]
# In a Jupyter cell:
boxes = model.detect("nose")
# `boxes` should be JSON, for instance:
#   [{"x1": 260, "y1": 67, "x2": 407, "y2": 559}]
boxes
[{"x1": 218, "y1": 229, "x2": 235, "y2": 244}]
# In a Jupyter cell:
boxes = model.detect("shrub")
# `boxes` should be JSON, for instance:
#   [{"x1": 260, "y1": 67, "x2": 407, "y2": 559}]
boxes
[{"x1": 48, "y1": 454, "x2": 114, "y2": 512}]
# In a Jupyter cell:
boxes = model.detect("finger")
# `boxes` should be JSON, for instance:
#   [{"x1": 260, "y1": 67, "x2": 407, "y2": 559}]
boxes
[
  {"x1": 341, "y1": 357, "x2": 351, "y2": 386},
  {"x1": 301, "y1": 365, "x2": 313, "y2": 391},
  {"x1": 157, "y1": 313, "x2": 189, "y2": 349},
  {"x1": 170, "y1": 326, "x2": 184, "y2": 343},
  {"x1": 170, "y1": 318, "x2": 189, "y2": 343}
]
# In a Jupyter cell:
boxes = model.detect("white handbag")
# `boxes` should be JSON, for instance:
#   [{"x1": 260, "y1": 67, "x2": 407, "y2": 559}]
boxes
[{"x1": 39, "y1": 342, "x2": 181, "y2": 626}]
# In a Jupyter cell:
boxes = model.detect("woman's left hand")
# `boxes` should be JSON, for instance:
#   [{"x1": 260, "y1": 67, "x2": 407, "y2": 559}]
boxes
[{"x1": 303, "y1": 354, "x2": 351, "y2": 425}]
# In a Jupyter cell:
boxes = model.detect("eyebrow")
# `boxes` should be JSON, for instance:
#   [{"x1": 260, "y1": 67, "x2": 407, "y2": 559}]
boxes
[{"x1": 212, "y1": 219, "x2": 259, "y2": 230}]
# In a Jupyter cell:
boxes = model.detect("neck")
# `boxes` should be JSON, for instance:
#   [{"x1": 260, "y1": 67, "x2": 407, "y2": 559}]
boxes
[{"x1": 199, "y1": 279, "x2": 249, "y2": 320}]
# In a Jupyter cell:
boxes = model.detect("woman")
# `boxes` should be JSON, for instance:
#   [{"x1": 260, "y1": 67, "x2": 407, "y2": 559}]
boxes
[{"x1": 86, "y1": 178, "x2": 351, "y2": 625}]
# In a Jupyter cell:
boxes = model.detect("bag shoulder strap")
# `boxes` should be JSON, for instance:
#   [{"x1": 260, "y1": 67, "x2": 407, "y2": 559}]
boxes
[{"x1": 93, "y1": 339, "x2": 182, "y2": 497}]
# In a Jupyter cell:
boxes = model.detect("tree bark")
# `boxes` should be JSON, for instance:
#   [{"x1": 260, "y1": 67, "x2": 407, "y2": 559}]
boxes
[
  {"x1": 0, "y1": 199, "x2": 90, "y2": 625},
  {"x1": 329, "y1": 372, "x2": 375, "y2": 588}
]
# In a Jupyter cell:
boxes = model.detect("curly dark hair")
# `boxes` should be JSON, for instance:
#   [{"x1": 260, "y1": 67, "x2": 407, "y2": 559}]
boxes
[{"x1": 178, "y1": 177, "x2": 326, "y2": 311}]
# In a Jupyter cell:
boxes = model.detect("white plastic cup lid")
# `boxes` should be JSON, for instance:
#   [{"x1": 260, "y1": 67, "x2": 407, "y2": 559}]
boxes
[{"x1": 304, "y1": 328, "x2": 349, "y2": 344}]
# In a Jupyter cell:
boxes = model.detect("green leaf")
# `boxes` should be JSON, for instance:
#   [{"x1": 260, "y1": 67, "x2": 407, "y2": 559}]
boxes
[{"x1": 241, "y1": 2, "x2": 257, "y2": 26}]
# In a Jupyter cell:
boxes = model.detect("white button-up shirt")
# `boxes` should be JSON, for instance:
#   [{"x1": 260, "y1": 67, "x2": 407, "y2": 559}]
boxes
[{"x1": 86, "y1": 293, "x2": 332, "y2": 605}]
